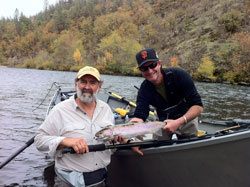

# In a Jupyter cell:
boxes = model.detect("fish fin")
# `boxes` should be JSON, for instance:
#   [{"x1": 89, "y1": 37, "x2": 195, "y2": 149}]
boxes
[{"x1": 153, "y1": 129, "x2": 163, "y2": 137}]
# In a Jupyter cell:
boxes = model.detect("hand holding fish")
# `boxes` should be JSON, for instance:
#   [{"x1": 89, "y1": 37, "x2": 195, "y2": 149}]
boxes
[
  {"x1": 108, "y1": 135, "x2": 143, "y2": 156},
  {"x1": 110, "y1": 135, "x2": 124, "y2": 144},
  {"x1": 163, "y1": 119, "x2": 180, "y2": 134},
  {"x1": 95, "y1": 121, "x2": 166, "y2": 156},
  {"x1": 130, "y1": 141, "x2": 144, "y2": 156},
  {"x1": 95, "y1": 121, "x2": 166, "y2": 141}
]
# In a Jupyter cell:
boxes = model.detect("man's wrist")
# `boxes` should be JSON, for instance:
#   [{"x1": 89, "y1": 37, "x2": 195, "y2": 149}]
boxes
[{"x1": 183, "y1": 115, "x2": 187, "y2": 124}]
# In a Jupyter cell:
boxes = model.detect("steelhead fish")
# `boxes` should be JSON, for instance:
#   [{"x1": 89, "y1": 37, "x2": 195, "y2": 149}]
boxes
[{"x1": 95, "y1": 121, "x2": 166, "y2": 141}]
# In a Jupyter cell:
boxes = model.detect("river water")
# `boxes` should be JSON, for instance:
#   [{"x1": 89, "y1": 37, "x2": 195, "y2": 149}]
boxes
[{"x1": 0, "y1": 67, "x2": 249, "y2": 186}]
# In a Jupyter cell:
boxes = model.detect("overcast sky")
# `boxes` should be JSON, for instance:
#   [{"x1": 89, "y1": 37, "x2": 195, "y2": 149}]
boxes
[{"x1": 0, "y1": 0, "x2": 58, "y2": 19}]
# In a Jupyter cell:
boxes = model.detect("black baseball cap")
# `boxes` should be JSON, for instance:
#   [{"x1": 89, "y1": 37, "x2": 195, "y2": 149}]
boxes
[{"x1": 136, "y1": 48, "x2": 159, "y2": 67}]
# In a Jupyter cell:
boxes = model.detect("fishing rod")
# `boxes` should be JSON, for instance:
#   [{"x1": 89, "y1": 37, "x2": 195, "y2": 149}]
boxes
[
  {"x1": 62, "y1": 135, "x2": 212, "y2": 154},
  {"x1": 0, "y1": 136, "x2": 34, "y2": 169}
]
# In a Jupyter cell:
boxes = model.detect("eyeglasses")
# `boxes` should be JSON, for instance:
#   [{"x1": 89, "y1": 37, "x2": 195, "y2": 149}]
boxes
[
  {"x1": 139, "y1": 62, "x2": 158, "y2": 72},
  {"x1": 78, "y1": 79, "x2": 98, "y2": 86}
]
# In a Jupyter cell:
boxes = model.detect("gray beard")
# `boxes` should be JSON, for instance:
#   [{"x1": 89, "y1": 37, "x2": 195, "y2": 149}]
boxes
[{"x1": 76, "y1": 87, "x2": 98, "y2": 104}]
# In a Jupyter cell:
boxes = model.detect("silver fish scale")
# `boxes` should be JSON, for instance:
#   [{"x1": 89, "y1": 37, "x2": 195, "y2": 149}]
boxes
[{"x1": 95, "y1": 121, "x2": 166, "y2": 141}]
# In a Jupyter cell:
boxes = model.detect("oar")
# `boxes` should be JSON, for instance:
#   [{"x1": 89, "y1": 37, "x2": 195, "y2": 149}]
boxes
[
  {"x1": 0, "y1": 136, "x2": 34, "y2": 169},
  {"x1": 62, "y1": 135, "x2": 212, "y2": 154},
  {"x1": 108, "y1": 91, "x2": 155, "y2": 116},
  {"x1": 108, "y1": 91, "x2": 137, "y2": 107},
  {"x1": 199, "y1": 119, "x2": 236, "y2": 126},
  {"x1": 216, "y1": 125, "x2": 241, "y2": 134},
  {"x1": 200, "y1": 119, "x2": 250, "y2": 127}
]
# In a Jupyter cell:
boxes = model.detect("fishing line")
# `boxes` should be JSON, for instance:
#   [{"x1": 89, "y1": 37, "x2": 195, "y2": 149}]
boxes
[{"x1": 32, "y1": 82, "x2": 60, "y2": 112}]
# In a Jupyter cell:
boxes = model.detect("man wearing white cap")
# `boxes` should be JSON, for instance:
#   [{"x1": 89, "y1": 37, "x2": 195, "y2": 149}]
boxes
[{"x1": 35, "y1": 66, "x2": 114, "y2": 187}]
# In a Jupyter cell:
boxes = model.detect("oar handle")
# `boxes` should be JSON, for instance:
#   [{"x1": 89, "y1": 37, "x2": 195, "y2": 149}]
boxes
[
  {"x1": 62, "y1": 141, "x2": 170, "y2": 154},
  {"x1": 62, "y1": 148, "x2": 75, "y2": 154},
  {"x1": 62, "y1": 144, "x2": 106, "y2": 154}
]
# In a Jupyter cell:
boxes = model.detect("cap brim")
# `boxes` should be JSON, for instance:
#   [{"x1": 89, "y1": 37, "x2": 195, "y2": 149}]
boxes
[
  {"x1": 77, "y1": 73, "x2": 100, "y2": 81},
  {"x1": 138, "y1": 59, "x2": 158, "y2": 67}
]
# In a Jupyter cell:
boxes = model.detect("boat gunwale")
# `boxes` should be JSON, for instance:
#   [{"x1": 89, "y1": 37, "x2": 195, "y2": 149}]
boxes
[{"x1": 113, "y1": 129, "x2": 250, "y2": 156}]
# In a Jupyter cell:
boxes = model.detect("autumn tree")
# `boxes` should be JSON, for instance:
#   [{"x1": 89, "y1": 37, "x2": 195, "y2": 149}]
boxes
[
  {"x1": 53, "y1": 9, "x2": 70, "y2": 33},
  {"x1": 51, "y1": 31, "x2": 75, "y2": 70},
  {"x1": 70, "y1": 0, "x2": 85, "y2": 19},
  {"x1": 170, "y1": 57, "x2": 179, "y2": 67},
  {"x1": 97, "y1": 31, "x2": 142, "y2": 73},
  {"x1": 73, "y1": 48, "x2": 82, "y2": 66},
  {"x1": 231, "y1": 32, "x2": 250, "y2": 83},
  {"x1": 18, "y1": 14, "x2": 33, "y2": 36},
  {"x1": 43, "y1": 0, "x2": 49, "y2": 21},
  {"x1": 219, "y1": 9, "x2": 243, "y2": 33},
  {"x1": 196, "y1": 57, "x2": 215, "y2": 81},
  {"x1": 93, "y1": 10, "x2": 133, "y2": 43},
  {"x1": 0, "y1": 51, "x2": 5, "y2": 65}
]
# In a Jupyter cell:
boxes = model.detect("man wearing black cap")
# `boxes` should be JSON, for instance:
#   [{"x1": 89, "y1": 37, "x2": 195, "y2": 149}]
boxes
[{"x1": 131, "y1": 48, "x2": 203, "y2": 140}]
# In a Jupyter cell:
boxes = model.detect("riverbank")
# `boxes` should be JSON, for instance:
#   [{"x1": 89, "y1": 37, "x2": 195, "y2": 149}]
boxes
[{"x1": 1, "y1": 65, "x2": 249, "y2": 86}]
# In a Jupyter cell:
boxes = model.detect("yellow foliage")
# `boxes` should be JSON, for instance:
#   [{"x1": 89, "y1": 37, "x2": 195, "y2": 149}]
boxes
[
  {"x1": 105, "y1": 51, "x2": 113, "y2": 62},
  {"x1": 132, "y1": 67, "x2": 141, "y2": 75},
  {"x1": 223, "y1": 71, "x2": 236, "y2": 83},
  {"x1": 197, "y1": 57, "x2": 215, "y2": 79},
  {"x1": 97, "y1": 31, "x2": 142, "y2": 68},
  {"x1": 73, "y1": 48, "x2": 82, "y2": 66},
  {"x1": 170, "y1": 57, "x2": 179, "y2": 67},
  {"x1": 95, "y1": 65, "x2": 106, "y2": 74},
  {"x1": 103, "y1": 57, "x2": 107, "y2": 66},
  {"x1": 43, "y1": 19, "x2": 55, "y2": 33}
]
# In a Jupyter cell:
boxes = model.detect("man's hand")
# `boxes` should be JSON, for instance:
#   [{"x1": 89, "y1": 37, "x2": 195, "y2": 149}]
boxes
[
  {"x1": 131, "y1": 145, "x2": 144, "y2": 156},
  {"x1": 109, "y1": 135, "x2": 123, "y2": 144},
  {"x1": 59, "y1": 137, "x2": 89, "y2": 154},
  {"x1": 163, "y1": 119, "x2": 180, "y2": 134},
  {"x1": 111, "y1": 136, "x2": 144, "y2": 156}
]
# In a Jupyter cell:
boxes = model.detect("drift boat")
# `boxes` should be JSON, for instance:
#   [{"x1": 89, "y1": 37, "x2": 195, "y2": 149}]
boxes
[{"x1": 47, "y1": 85, "x2": 250, "y2": 187}]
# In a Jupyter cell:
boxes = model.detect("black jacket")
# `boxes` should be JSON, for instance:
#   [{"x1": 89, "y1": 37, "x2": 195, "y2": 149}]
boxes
[{"x1": 134, "y1": 67, "x2": 203, "y2": 121}]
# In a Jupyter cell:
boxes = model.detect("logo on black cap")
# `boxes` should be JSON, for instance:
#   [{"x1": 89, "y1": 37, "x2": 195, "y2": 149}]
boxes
[
  {"x1": 141, "y1": 51, "x2": 147, "y2": 59},
  {"x1": 136, "y1": 48, "x2": 159, "y2": 67}
]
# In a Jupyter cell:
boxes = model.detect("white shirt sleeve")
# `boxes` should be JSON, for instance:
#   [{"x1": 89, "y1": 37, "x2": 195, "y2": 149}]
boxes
[{"x1": 34, "y1": 106, "x2": 65, "y2": 158}]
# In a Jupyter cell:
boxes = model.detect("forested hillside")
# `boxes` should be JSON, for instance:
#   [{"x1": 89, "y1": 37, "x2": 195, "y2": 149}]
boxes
[{"x1": 0, "y1": 0, "x2": 249, "y2": 84}]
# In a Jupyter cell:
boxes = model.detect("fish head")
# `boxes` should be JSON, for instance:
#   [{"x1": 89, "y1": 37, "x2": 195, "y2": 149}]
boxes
[{"x1": 95, "y1": 126, "x2": 113, "y2": 141}]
